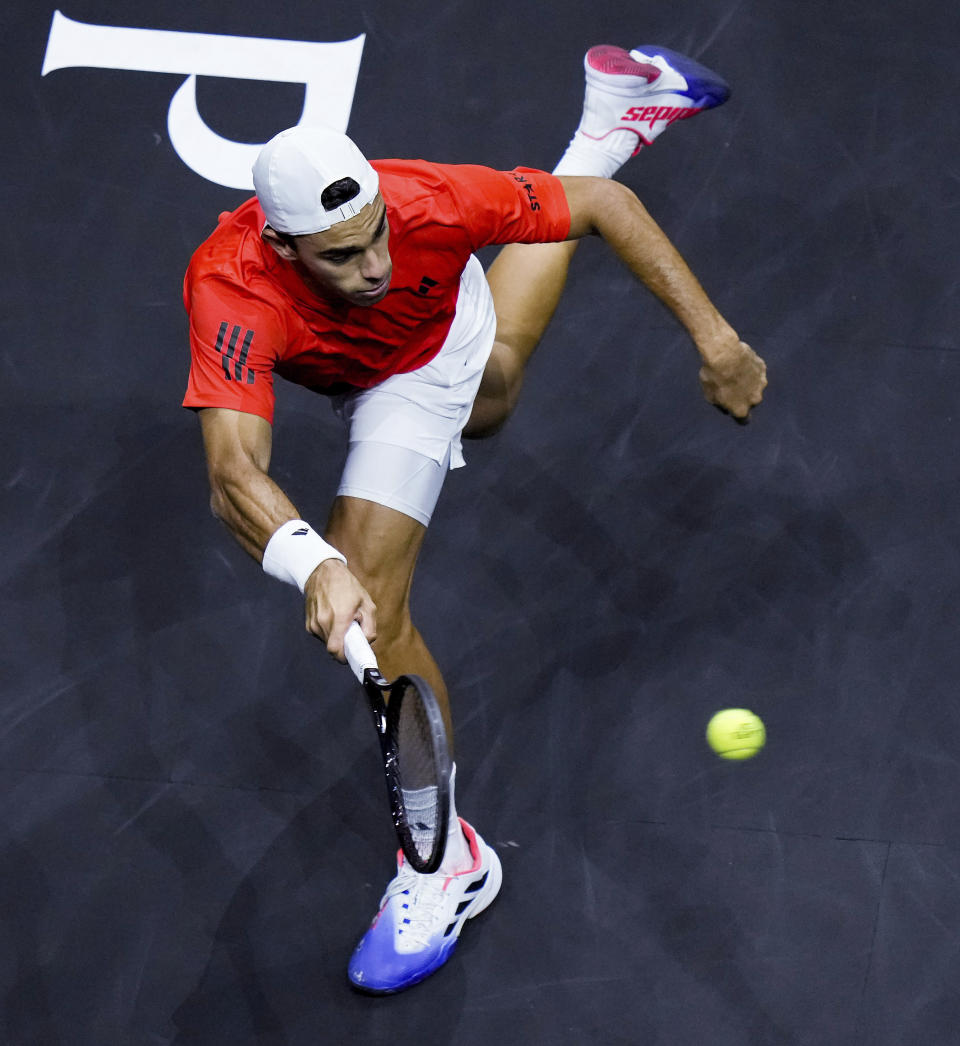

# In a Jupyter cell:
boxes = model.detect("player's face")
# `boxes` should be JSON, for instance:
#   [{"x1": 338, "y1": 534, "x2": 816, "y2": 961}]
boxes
[{"x1": 287, "y1": 197, "x2": 392, "y2": 306}]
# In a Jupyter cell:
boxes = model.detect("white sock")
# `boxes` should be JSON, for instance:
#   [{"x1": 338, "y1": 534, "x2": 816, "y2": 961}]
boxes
[
  {"x1": 403, "y1": 783, "x2": 440, "y2": 858},
  {"x1": 553, "y1": 137, "x2": 636, "y2": 179},
  {"x1": 438, "y1": 763, "x2": 473, "y2": 874}
]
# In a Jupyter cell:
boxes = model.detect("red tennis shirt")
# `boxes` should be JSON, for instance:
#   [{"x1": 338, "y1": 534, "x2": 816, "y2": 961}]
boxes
[{"x1": 182, "y1": 159, "x2": 571, "y2": 423}]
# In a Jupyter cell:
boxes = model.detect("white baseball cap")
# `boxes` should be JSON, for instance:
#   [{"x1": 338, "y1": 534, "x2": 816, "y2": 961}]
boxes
[{"x1": 252, "y1": 125, "x2": 380, "y2": 235}]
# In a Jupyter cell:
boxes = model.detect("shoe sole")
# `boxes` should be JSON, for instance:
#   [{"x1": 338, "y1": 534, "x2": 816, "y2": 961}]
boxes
[
  {"x1": 585, "y1": 44, "x2": 729, "y2": 109},
  {"x1": 629, "y1": 44, "x2": 730, "y2": 108}
]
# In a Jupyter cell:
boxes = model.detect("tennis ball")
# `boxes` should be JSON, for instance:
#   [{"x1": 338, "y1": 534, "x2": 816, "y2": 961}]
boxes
[{"x1": 706, "y1": 708, "x2": 766, "y2": 760}]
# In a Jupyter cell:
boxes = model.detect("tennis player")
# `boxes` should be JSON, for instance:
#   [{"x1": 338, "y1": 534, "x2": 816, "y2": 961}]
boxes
[{"x1": 183, "y1": 44, "x2": 766, "y2": 993}]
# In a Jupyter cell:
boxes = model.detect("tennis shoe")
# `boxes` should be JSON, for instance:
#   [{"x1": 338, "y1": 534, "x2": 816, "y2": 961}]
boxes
[
  {"x1": 555, "y1": 44, "x2": 730, "y2": 176},
  {"x1": 347, "y1": 819, "x2": 502, "y2": 994}
]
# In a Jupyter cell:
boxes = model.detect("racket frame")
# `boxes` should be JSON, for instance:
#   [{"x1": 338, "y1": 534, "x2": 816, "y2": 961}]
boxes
[{"x1": 346, "y1": 624, "x2": 451, "y2": 874}]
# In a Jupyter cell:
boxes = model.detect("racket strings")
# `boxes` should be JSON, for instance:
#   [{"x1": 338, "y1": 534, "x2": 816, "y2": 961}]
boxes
[{"x1": 393, "y1": 682, "x2": 444, "y2": 865}]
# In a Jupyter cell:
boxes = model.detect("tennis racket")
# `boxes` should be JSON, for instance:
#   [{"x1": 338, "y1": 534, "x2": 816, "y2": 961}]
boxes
[{"x1": 344, "y1": 621, "x2": 451, "y2": 874}]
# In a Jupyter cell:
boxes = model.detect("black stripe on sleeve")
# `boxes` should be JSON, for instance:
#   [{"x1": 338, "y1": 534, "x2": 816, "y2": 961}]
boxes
[
  {"x1": 214, "y1": 321, "x2": 230, "y2": 381},
  {"x1": 236, "y1": 328, "x2": 255, "y2": 382}
]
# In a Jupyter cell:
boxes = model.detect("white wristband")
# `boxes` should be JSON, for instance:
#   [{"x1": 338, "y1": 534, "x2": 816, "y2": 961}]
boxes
[{"x1": 262, "y1": 519, "x2": 346, "y2": 593}]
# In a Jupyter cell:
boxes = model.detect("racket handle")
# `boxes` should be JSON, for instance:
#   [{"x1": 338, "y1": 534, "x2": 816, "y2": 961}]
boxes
[{"x1": 344, "y1": 621, "x2": 378, "y2": 682}]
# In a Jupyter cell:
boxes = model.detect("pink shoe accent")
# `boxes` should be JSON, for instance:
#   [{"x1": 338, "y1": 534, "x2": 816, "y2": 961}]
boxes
[
  {"x1": 452, "y1": 818, "x2": 482, "y2": 871},
  {"x1": 586, "y1": 44, "x2": 661, "y2": 85}
]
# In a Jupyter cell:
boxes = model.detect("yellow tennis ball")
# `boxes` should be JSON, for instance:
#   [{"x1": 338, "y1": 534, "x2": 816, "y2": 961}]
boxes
[{"x1": 706, "y1": 708, "x2": 766, "y2": 760}]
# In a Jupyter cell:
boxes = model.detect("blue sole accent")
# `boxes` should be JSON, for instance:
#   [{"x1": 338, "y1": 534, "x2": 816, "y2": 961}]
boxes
[
  {"x1": 348, "y1": 938, "x2": 459, "y2": 995},
  {"x1": 633, "y1": 44, "x2": 731, "y2": 107}
]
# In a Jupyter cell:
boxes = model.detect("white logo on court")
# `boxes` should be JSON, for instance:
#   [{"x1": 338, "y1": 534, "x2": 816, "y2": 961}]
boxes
[{"x1": 41, "y1": 10, "x2": 365, "y2": 190}]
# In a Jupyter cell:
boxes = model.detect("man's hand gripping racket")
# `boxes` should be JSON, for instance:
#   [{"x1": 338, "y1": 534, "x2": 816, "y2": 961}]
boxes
[{"x1": 344, "y1": 622, "x2": 451, "y2": 874}]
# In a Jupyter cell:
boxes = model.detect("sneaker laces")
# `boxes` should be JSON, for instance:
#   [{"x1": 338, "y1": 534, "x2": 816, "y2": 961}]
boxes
[{"x1": 384, "y1": 865, "x2": 450, "y2": 951}]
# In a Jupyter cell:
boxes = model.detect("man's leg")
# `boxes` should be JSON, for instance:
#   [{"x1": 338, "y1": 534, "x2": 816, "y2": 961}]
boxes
[
  {"x1": 467, "y1": 44, "x2": 731, "y2": 438},
  {"x1": 329, "y1": 491, "x2": 503, "y2": 996},
  {"x1": 466, "y1": 240, "x2": 579, "y2": 438}
]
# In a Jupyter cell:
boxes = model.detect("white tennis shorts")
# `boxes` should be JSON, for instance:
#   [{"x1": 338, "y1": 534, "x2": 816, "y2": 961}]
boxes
[{"x1": 331, "y1": 253, "x2": 496, "y2": 526}]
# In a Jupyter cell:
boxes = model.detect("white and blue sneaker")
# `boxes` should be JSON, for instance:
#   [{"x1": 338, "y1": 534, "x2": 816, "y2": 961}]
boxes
[
  {"x1": 555, "y1": 43, "x2": 731, "y2": 177},
  {"x1": 347, "y1": 819, "x2": 502, "y2": 994}
]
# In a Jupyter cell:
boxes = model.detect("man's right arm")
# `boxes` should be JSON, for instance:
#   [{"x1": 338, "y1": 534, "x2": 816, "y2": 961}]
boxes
[
  {"x1": 198, "y1": 407, "x2": 376, "y2": 657},
  {"x1": 558, "y1": 176, "x2": 767, "y2": 420}
]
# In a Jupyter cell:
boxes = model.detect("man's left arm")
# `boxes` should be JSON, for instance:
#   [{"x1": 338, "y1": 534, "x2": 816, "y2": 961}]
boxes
[{"x1": 558, "y1": 175, "x2": 767, "y2": 420}]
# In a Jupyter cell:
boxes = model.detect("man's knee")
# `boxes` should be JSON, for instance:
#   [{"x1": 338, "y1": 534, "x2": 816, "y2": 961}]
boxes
[
  {"x1": 339, "y1": 551, "x2": 418, "y2": 660},
  {"x1": 371, "y1": 603, "x2": 417, "y2": 657},
  {"x1": 324, "y1": 493, "x2": 425, "y2": 617}
]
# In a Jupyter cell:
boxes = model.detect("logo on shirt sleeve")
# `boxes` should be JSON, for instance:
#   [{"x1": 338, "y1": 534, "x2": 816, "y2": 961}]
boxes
[
  {"x1": 215, "y1": 321, "x2": 256, "y2": 384},
  {"x1": 512, "y1": 173, "x2": 540, "y2": 212}
]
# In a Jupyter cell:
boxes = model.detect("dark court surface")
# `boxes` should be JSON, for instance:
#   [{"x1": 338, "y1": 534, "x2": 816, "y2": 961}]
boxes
[{"x1": 5, "y1": 1, "x2": 960, "y2": 1043}]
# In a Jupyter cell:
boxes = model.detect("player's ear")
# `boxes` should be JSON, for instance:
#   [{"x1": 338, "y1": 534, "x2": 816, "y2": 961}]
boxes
[{"x1": 261, "y1": 226, "x2": 298, "y2": 261}]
